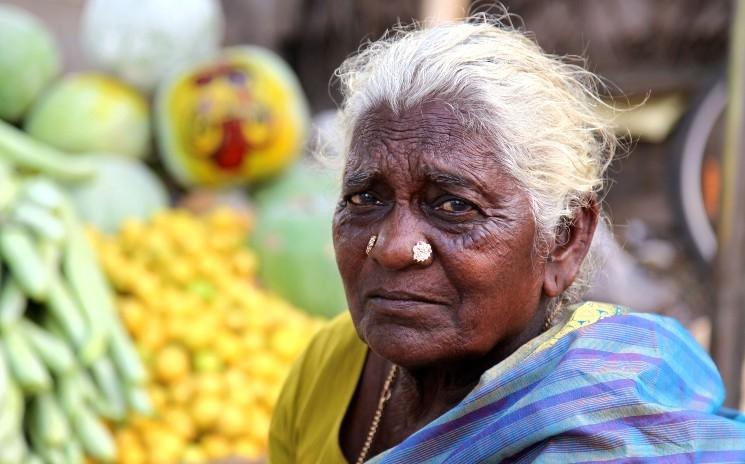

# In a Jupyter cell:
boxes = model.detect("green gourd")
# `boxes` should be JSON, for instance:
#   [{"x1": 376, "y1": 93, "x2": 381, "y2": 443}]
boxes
[{"x1": 250, "y1": 161, "x2": 346, "y2": 318}]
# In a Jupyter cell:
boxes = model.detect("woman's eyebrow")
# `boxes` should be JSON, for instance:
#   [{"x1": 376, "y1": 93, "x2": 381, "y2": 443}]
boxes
[
  {"x1": 426, "y1": 171, "x2": 484, "y2": 193},
  {"x1": 343, "y1": 170, "x2": 375, "y2": 188}
]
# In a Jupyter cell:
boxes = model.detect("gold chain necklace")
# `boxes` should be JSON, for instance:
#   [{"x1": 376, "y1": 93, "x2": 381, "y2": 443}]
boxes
[{"x1": 355, "y1": 364, "x2": 398, "y2": 464}]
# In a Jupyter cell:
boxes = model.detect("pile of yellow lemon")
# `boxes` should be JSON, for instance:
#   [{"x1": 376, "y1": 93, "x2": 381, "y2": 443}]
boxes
[{"x1": 90, "y1": 209, "x2": 322, "y2": 463}]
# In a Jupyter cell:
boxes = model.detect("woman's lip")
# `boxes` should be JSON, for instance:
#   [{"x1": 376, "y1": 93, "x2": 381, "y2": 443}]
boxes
[
  {"x1": 365, "y1": 289, "x2": 447, "y2": 306},
  {"x1": 364, "y1": 287, "x2": 450, "y2": 314},
  {"x1": 366, "y1": 296, "x2": 446, "y2": 313}
]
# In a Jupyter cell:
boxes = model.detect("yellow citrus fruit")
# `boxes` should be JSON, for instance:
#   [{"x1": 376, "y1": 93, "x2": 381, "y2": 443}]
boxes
[
  {"x1": 162, "y1": 408, "x2": 196, "y2": 440},
  {"x1": 234, "y1": 439, "x2": 262, "y2": 459},
  {"x1": 193, "y1": 372, "x2": 223, "y2": 396},
  {"x1": 180, "y1": 445, "x2": 207, "y2": 464},
  {"x1": 190, "y1": 395, "x2": 222, "y2": 430},
  {"x1": 147, "y1": 385, "x2": 168, "y2": 411},
  {"x1": 217, "y1": 406, "x2": 246, "y2": 438},
  {"x1": 119, "y1": 298, "x2": 147, "y2": 335},
  {"x1": 153, "y1": 344, "x2": 190, "y2": 383},
  {"x1": 228, "y1": 385, "x2": 256, "y2": 408},
  {"x1": 116, "y1": 428, "x2": 146, "y2": 464},
  {"x1": 214, "y1": 335, "x2": 243, "y2": 364},
  {"x1": 201, "y1": 434, "x2": 231, "y2": 459},
  {"x1": 168, "y1": 378, "x2": 194, "y2": 406},
  {"x1": 181, "y1": 322, "x2": 213, "y2": 351}
]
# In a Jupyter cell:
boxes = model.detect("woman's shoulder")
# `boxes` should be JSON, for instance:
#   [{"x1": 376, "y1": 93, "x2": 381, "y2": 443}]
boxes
[
  {"x1": 269, "y1": 311, "x2": 366, "y2": 464},
  {"x1": 538, "y1": 301, "x2": 725, "y2": 407},
  {"x1": 306, "y1": 311, "x2": 361, "y2": 356},
  {"x1": 281, "y1": 310, "x2": 365, "y2": 402},
  {"x1": 546, "y1": 301, "x2": 712, "y2": 361}
]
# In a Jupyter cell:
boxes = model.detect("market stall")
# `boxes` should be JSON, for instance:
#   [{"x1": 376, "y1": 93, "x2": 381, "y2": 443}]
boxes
[{"x1": 0, "y1": 1, "x2": 335, "y2": 462}]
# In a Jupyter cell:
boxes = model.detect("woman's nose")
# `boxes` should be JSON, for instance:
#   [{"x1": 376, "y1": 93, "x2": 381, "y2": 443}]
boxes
[{"x1": 370, "y1": 206, "x2": 427, "y2": 270}]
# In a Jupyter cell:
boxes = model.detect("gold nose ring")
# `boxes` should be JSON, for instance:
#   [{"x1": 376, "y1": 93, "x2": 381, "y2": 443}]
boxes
[
  {"x1": 412, "y1": 241, "x2": 432, "y2": 263},
  {"x1": 366, "y1": 235, "x2": 377, "y2": 255}
]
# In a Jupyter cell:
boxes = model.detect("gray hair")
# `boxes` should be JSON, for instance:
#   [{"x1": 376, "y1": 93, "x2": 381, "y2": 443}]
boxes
[{"x1": 333, "y1": 14, "x2": 617, "y2": 319}]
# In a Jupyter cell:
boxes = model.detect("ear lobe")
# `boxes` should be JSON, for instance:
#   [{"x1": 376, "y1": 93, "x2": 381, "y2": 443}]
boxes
[
  {"x1": 542, "y1": 267, "x2": 563, "y2": 298},
  {"x1": 542, "y1": 200, "x2": 599, "y2": 298}
]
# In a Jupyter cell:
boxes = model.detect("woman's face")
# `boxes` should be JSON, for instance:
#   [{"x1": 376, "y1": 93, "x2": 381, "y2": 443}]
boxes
[{"x1": 333, "y1": 101, "x2": 547, "y2": 368}]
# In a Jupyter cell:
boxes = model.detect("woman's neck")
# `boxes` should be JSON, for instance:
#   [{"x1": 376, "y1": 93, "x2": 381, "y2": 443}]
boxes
[{"x1": 375, "y1": 302, "x2": 549, "y2": 449}]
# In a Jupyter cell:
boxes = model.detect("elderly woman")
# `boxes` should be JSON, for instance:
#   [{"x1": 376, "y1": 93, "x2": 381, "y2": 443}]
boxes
[{"x1": 269, "y1": 17, "x2": 745, "y2": 463}]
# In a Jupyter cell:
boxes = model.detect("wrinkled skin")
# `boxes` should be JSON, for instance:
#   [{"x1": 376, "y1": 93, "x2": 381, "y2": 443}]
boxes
[{"x1": 333, "y1": 101, "x2": 598, "y2": 459}]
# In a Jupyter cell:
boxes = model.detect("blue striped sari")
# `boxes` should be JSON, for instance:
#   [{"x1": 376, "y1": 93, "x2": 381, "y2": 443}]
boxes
[{"x1": 368, "y1": 302, "x2": 745, "y2": 463}]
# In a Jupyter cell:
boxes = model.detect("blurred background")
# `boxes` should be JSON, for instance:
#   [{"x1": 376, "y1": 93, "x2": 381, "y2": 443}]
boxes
[{"x1": 0, "y1": 0, "x2": 743, "y2": 463}]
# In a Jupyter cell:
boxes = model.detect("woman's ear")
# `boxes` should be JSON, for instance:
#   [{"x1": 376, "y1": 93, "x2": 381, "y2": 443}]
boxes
[{"x1": 542, "y1": 199, "x2": 599, "y2": 297}]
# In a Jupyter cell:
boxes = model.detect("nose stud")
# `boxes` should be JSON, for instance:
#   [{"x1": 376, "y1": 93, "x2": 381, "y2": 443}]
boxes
[
  {"x1": 366, "y1": 236, "x2": 432, "y2": 264},
  {"x1": 412, "y1": 241, "x2": 432, "y2": 263},
  {"x1": 366, "y1": 235, "x2": 377, "y2": 255}
]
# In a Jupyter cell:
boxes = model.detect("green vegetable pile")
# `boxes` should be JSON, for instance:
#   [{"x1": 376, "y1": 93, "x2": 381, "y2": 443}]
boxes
[{"x1": 0, "y1": 121, "x2": 149, "y2": 463}]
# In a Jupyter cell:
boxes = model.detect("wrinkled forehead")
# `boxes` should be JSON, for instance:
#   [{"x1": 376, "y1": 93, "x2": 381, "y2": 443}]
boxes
[{"x1": 345, "y1": 101, "x2": 501, "y2": 179}]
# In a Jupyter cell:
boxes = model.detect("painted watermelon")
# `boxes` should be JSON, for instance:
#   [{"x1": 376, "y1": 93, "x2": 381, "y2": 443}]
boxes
[
  {"x1": 250, "y1": 162, "x2": 346, "y2": 318},
  {"x1": 155, "y1": 46, "x2": 310, "y2": 187}
]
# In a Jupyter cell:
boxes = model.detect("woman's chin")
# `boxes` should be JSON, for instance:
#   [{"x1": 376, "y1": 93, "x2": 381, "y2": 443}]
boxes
[{"x1": 361, "y1": 321, "x2": 459, "y2": 368}]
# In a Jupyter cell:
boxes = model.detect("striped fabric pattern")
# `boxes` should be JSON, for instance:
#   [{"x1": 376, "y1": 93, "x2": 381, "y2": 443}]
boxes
[{"x1": 368, "y1": 302, "x2": 745, "y2": 463}]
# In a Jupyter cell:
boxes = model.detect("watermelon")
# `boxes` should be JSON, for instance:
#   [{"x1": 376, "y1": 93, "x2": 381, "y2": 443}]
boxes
[
  {"x1": 0, "y1": 5, "x2": 60, "y2": 122},
  {"x1": 24, "y1": 73, "x2": 151, "y2": 159},
  {"x1": 250, "y1": 162, "x2": 346, "y2": 318},
  {"x1": 155, "y1": 46, "x2": 310, "y2": 187},
  {"x1": 66, "y1": 155, "x2": 169, "y2": 233}
]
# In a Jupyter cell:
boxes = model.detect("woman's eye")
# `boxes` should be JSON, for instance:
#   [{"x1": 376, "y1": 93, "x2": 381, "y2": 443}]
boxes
[
  {"x1": 437, "y1": 198, "x2": 474, "y2": 213},
  {"x1": 349, "y1": 192, "x2": 381, "y2": 206}
]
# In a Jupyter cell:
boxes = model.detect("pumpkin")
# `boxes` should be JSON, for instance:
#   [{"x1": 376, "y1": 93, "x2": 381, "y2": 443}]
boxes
[
  {"x1": 81, "y1": 0, "x2": 224, "y2": 92},
  {"x1": 66, "y1": 155, "x2": 169, "y2": 233},
  {"x1": 24, "y1": 73, "x2": 151, "y2": 159},
  {"x1": 0, "y1": 4, "x2": 60, "y2": 122},
  {"x1": 250, "y1": 162, "x2": 346, "y2": 318},
  {"x1": 155, "y1": 46, "x2": 310, "y2": 187}
]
